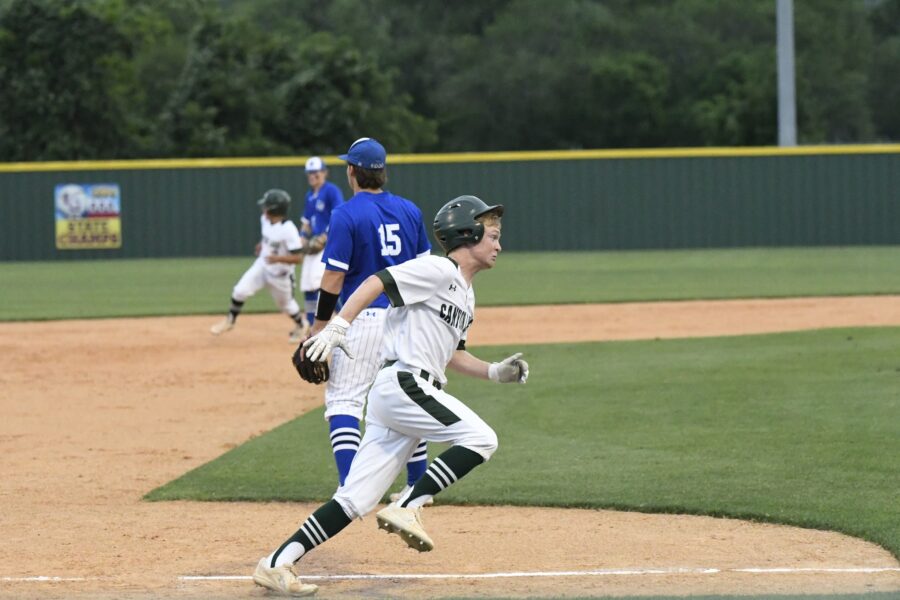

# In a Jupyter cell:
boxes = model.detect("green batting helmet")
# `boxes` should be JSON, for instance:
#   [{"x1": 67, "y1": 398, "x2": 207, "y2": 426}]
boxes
[
  {"x1": 433, "y1": 195, "x2": 504, "y2": 253},
  {"x1": 257, "y1": 189, "x2": 291, "y2": 216}
]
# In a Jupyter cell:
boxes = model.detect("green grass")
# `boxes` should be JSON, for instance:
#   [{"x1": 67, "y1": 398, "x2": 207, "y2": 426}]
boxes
[
  {"x1": 3, "y1": 246, "x2": 900, "y2": 320},
  {"x1": 146, "y1": 327, "x2": 900, "y2": 559}
]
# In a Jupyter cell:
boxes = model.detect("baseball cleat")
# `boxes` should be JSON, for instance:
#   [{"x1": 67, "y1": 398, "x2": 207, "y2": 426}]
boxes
[
  {"x1": 388, "y1": 485, "x2": 433, "y2": 506},
  {"x1": 210, "y1": 315, "x2": 235, "y2": 336},
  {"x1": 375, "y1": 504, "x2": 434, "y2": 552},
  {"x1": 252, "y1": 557, "x2": 317, "y2": 597},
  {"x1": 288, "y1": 323, "x2": 309, "y2": 344}
]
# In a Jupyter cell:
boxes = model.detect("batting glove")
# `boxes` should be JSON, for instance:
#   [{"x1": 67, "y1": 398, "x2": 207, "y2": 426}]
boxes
[
  {"x1": 303, "y1": 316, "x2": 354, "y2": 362},
  {"x1": 488, "y1": 352, "x2": 529, "y2": 384}
]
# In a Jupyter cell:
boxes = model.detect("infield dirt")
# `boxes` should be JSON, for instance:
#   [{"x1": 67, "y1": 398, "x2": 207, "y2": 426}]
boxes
[{"x1": 2, "y1": 296, "x2": 899, "y2": 599}]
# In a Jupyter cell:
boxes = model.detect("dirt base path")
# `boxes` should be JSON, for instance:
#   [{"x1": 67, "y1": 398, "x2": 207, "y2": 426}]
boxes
[{"x1": 2, "y1": 296, "x2": 899, "y2": 599}]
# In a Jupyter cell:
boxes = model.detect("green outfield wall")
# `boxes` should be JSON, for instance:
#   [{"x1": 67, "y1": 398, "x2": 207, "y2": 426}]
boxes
[{"x1": 1, "y1": 146, "x2": 899, "y2": 261}]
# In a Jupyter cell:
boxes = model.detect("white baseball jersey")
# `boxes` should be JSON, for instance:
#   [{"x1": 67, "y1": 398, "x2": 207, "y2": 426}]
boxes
[
  {"x1": 376, "y1": 255, "x2": 474, "y2": 385},
  {"x1": 258, "y1": 215, "x2": 303, "y2": 277}
]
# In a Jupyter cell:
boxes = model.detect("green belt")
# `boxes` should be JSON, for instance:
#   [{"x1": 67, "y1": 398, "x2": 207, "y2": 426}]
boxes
[{"x1": 383, "y1": 359, "x2": 442, "y2": 390}]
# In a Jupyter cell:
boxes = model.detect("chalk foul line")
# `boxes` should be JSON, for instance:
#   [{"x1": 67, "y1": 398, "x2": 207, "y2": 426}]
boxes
[
  {"x1": 4, "y1": 566, "x2": 899, "y2": 584},
  {"x1": 2, "y1": 576, "x2": 92, "y2": 582},
  {"x1": 178, "y1": 566, "x2": 900, "y2": 582}
]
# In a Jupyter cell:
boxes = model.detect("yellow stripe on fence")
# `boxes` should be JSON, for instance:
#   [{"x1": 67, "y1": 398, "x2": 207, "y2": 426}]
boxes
[{"x1": 1, "y1": 144, "x2": 899, "y2": 172}]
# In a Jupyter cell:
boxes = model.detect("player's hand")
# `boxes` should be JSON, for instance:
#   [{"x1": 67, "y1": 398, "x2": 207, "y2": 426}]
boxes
[
  {"x1": 306, "y1": 234, "x2": 327, "y2": 254},
  {"x1": 303, "y1": 316, "x2": 354, "y2": 361},
  {"x1": 254, "y1": 243, "x2": 261, "y2": 257},
  {"x1": 488, "y1": 352, "x2": 529, "y2": 384},
  {"x1": 309, "y1": 319, "x2": 327, "y2": 336}
]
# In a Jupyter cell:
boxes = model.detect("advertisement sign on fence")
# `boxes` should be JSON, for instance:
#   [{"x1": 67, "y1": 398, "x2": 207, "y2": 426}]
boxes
[{"x1": 55, "y1": 184, "x2": 122, "y2": 250}]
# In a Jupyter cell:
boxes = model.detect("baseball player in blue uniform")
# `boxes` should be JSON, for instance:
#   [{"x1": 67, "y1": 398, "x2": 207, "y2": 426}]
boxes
[
  {"x1": 309, "y1": 138, "x2": 432, "y2": 491},
  {"x1": 298, "y1": 157, "x2": 344, "y2": 334}
]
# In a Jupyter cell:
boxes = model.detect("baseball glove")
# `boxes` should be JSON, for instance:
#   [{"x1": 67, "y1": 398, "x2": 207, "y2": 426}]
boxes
[
  {"x1": 293, "y1": 342, "x2": 330, "y2": 384},
  {"x1": 305, "y1": 234, "x2": 327, "y2": 254}
]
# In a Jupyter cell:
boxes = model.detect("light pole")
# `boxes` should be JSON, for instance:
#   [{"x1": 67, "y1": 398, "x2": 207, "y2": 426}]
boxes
[{"x1": 776, "y1": 0, "x2": 797, "y2": 146}]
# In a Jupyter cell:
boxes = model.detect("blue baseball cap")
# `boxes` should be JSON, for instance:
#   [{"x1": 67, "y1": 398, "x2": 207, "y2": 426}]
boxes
[{"x1": 338, "y1": 137, "x2": 386, "y2": 170}]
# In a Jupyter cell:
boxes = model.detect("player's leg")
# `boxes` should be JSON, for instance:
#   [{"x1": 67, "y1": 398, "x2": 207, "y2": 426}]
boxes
[
  {"x1": 211, "y1": 261, "x2": 264, "y2": 335},
  {"x1": 389, "y1": 439, "x2": 429, "y2": 503},
  {"x1": 266, "y1": 272, "x2": 307, "y2": 342},
  {"x1": 368, "y1": 365, "x2": 498, "y2": 549},
  {"x1": 300, "y1": 252, "x2": 326, "y2": 326},
  {"x1": 265, "y1": 419, "x2": 414, "y2": 565},
  {"x1": 325, "y1": 309, "x2": 426, "y2": 488},
  {"x1": 395, "y1": 443, "x2": 489, "y2": 509},
  {"x1": 303, "y1": 290, "x2": 318, "y2": 329},
  {"x1": 328, "y1": 414, "x2": 360, "y2": 487},
  {"x1": 392, "y1": 382, "x2": 497, "y2": 508},
  {"x1": 262, "y1": 500, "x2": 352, "y2": 569},
  {"x1": 333, "y1": 419, "x2": 418, "y2": 519},
  {"x1": 406, "y1": 439, "x2": 428, "y2": 485},
  {"x1": 323, "y1": 309, "x2": 384, "y2": 485},
  {"x1": 254, "y1": 415, "x2": 415, "y2": 594}
]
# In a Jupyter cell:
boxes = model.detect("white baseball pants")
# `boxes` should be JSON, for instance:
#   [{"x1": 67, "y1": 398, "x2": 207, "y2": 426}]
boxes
[
  {"x1": 324, "y1": 308, "x2": 386, "y2": 421},
  {"x1": 232, "y1": 259, "x2": 301, "y2": 315},
  {"x1": 333, "y1": 363, "x2": 498, "y2": 519},
  {"x1": 299, "y1": 251, "x2": 326, "y2": 292}
]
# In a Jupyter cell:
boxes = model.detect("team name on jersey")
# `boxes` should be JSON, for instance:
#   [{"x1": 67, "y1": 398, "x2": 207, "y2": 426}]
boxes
[{"x1": 439, "y1": 303, "x2": 472, "y2": 332}]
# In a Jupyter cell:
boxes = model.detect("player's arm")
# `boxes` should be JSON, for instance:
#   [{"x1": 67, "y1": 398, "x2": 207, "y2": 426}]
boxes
[
  {"x1": 303, "y1": 274, "x2": 384, "y2": 360},
  {"x1": 448, "y1": 348, "x2": 490, "y2": 379},
  {"x1": 301, "y1": 197, "x2": 315, "y2": 234},
  {"x1": 449, "y1": 346, "x2": 529, "y2": 384},
  {"x1": 266, "y1": 249, "x2": 303, "y2": 264},
  {"x1": 308, "y1": 269, "x2": 346, "y2": 335},
  {"x1": 298, "y1": 219, "x2": 312, "y2": 251},
  {"x1": 306, "y1": 187, "x2": 338, "y2": 254},
  {"x1": 305, "y1": 232, "x2": 327, "y2": 255},
  {"x1": 320, "y1": 269, "x2": 344, "y2": 295},
  {"x1": 305, "y1": 257, "x2": 442, "y2": 361},
  {"x1": 267, "y1": 223, "x2": 304, "y2": 264},
  {"x1": 335, "y1": 274, "x2": 384, "y2": 324}
]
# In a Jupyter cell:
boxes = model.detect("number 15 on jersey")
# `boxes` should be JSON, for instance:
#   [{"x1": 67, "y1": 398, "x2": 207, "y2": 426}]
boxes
[{"x1": 378, "y1": 223, "x2": 402, "y2": 256}]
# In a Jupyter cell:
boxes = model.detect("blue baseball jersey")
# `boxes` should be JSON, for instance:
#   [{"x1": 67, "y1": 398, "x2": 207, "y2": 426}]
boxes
[
  {"x1": 323, "y1": 190, "x2": 432, "y2": 308},
  {"x1": 303, "y1": 181, "x2": 344, "y2": 236}
]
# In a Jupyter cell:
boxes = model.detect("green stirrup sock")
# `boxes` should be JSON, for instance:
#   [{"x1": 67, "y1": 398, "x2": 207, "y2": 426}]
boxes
[{"x1": 400, "y1": 446, "x2": 485, "y2": 508}]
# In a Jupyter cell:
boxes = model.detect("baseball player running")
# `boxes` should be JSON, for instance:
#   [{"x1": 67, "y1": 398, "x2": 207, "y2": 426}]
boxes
[
  {"x1": 308, "y1": 138, "x2": 431, "y2": 491},
  {"x1": 210, "y1": 189, "x2": 307, "y2": 342},
  {"x1": 252, "y1": 195, "x2": 528, "y2": 596},
  {"x1": 297, "y1": 157, "x2": 344, "y2": 334}
]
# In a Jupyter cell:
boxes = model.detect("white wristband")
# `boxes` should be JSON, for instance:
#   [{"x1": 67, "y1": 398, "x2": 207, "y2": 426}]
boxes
[{"x1": 488, "y1": 362, "x2": 501, "y2": 382}]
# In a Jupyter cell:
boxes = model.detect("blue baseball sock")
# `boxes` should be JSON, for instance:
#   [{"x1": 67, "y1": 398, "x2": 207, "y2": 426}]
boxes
[
  {"x1": 329, "y1": 415, "x2": 360, "y2": 487},
  {"x1": 304, "y1": 291, "x2": 318, "y2": 328},
  {"x1": 406, "y1": 440, "x2": 428, "y2": 486}
]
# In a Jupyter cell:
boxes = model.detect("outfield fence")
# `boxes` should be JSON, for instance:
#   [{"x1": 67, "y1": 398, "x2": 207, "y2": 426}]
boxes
[{"x1": 1, "y1": 145, "x2": 899, "y2": 261}]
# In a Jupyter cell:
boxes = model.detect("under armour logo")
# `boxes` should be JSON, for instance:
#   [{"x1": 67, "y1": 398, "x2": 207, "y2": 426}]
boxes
[{"x1": 449, "y1": 284, "x2": 457, "y2": 291}]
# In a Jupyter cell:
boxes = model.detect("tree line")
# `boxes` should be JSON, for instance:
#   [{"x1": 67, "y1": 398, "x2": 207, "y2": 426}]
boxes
[{"x1": 0, "y1": 0, "x2": 898, "y2": 161}]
